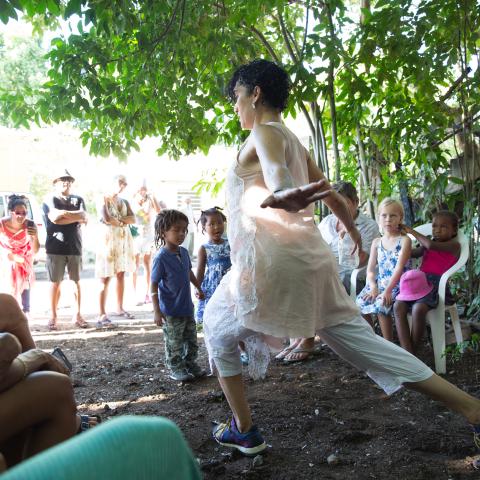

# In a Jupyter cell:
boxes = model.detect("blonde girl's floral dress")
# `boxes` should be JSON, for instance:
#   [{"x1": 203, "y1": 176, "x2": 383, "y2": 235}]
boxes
[{"x1": 356, "y1": 237, "x2": 409, "y2": 315}]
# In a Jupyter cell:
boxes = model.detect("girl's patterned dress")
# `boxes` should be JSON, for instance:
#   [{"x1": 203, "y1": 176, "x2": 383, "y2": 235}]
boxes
[
  {"x1": 196, "y1": 239, "x2": 231, "y2": 323},
  {"x1": 356, "y1": 237, "x2": 409, "y2": 315},
  {"x1": 95, "y1": 198, "x2": 135, "y2": 278}
]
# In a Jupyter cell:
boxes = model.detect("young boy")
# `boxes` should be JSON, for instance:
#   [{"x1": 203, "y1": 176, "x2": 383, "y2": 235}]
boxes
[{"x1": 151, "y1": 209, "x2": 206, "y2": 382}]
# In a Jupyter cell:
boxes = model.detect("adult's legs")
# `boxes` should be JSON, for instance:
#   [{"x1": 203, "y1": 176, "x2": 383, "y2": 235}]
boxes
[
  {"x1": 218, "y1": 374, "x2": 253, "y2": 432},
  {"x1": 115, "y1": 271, "x2": 125, "y2": 313},
  {"x1": 378, "y1": 313, "x2": 393, "y2": 341},
  {"x1": 133, "y1": 253, "x2": 140, "y2": 294},
  {"x1": 320, "y1": 317, "x2": 480, "y2": 424},
  {"x1": 72, "y1": 281, "x2": 87, "y2": 326},
  {"x1": 20, "y1": 289, "x2": 30, "y2": 314},
  {"x1": 0, "y1": 371, "x2": 77, "y2": 466},
  {"x1": 406, "y1": 374, "x2": 480, "y2": 424},
  {"x1": 99, "y1": 277, "x2": 111, "y2": 316},
  {"x1": 394, "y1": 301, "x2": 413, "y2": 352},
  {"x1": 0, "y1": 294, "x2": 35, "y2": 350},
  {"x1": 49, "y1": 282, "x2": 61, "y2": 327},
  {"x1": 143, "y1": 252, "x2": 152, "y2": 302},
  {"x1": 411, "y1": 303, "x2": 430, "y2": 352}
]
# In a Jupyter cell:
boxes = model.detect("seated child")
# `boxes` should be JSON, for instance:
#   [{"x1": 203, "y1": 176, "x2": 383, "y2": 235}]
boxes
[
  {"x1": 394, "y1": 210, "x2": 460, "y2": 354},
  {"x1": 151, "y1": 209, "x2": 206, "y2": 382},
  {"x1": 356, "y1": 198, "x2": 411, "y2": 341}
]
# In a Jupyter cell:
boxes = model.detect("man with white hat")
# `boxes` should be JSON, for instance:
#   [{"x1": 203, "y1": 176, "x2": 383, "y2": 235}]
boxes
[{"x1": 42, "y1": 170, "x2": 88, "y2": 330}]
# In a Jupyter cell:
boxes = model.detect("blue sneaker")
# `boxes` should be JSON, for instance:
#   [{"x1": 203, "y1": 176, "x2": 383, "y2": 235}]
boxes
[{"x1": 212, "y1": 418, "x2": 266, "y2": 456}]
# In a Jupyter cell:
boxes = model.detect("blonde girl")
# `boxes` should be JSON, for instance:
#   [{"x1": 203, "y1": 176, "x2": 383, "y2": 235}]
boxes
[{"x1": 356, "y1": 198, "x2": 411, "y2": 341}]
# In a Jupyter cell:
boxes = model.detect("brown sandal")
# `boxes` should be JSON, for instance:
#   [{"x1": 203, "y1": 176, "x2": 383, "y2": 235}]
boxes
[{"x1": 48, "y1": 320, "x2": 58, "y2": 331}]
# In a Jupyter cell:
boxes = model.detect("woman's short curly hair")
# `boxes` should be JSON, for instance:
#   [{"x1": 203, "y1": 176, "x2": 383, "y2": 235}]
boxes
[{"x1": 227, "y1": 59, "x2": 291, "y2": 112}]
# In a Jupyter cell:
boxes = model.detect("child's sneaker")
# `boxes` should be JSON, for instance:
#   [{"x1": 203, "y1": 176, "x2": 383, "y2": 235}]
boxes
[
  {"x1": 169, "y1": 369, "x2": 194, "y2": 382},
  {"x1": 212, "y1": 418, "x2": 266, "y2": 456},
  {"x1": 187, "y1": 364, "x2": 207, "y2": 378}
]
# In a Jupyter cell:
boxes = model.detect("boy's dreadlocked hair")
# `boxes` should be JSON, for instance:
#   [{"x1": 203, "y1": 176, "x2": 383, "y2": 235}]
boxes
[
  {"x1": 154, "y1": 209, "x2": 189, "y2": 248},
  {"x1": 197, "y1": 207, "x2": 227, "y2": 234}
]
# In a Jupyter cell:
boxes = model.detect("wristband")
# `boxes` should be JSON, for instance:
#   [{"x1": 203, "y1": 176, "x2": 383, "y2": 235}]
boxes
[
  {"x1": 16, "y1": 357, "x2": 28, "y2": 379},
  {"x1": 151, "y1": 292, "x2": 158, "y2": 296}
]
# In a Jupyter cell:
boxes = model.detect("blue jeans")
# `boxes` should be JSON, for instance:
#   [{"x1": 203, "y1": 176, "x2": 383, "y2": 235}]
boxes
[{"x1": 21, "y1": 288, "x2": 30, "y2": 313}]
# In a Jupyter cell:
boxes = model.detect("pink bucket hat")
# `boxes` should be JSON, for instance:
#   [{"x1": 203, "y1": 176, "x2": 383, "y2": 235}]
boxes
[{"x1": 396, "y1": 270, "x2": 433, "y2": 301}]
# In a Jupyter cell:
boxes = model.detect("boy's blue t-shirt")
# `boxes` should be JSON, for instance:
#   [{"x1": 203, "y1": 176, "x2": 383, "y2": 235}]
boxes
[{"x1": 151, "y1": 246, "x2": 194, "y2": 316}]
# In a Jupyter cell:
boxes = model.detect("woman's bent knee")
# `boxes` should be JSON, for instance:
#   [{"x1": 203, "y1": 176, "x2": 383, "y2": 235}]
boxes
[
  {"x1": 0, "y1": 334, "x2": 22, "y2": 361},
  {"x1": 28, "y1": 372, "x2": 76, "y2": 410}
]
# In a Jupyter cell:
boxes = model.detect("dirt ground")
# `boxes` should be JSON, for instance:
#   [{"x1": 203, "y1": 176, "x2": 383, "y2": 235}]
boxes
[{"x1": 32, "y1": 312, "x2": 480, "y2": 480}]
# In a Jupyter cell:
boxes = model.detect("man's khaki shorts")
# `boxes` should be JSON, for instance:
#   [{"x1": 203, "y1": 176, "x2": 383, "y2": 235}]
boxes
[{"x1": 46, "y1": 254, "x2": 82, "y2": 282}]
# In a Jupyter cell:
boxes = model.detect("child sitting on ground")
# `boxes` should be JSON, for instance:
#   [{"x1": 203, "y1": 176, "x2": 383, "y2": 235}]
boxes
[
  {"x1": 195, "y1": 207, "x2": 231, "y2": 324},
  {"x1": 151, "y1": 209, "x2": 206, "y2": 382},
  {"x1": 356, "y1": 198, "x2": 411, "y2": 341},
  {"x1": 394, "y1": 210, "x2": 460, "y2": 354}
]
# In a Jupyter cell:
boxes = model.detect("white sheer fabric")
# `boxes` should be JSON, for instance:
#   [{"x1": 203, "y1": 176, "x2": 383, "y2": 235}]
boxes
[{"x1": 204, "y1": 123, "x2": 359, "y2": 379}]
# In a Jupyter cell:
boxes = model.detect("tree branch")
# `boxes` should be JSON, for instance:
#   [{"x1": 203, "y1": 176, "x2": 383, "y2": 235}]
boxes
[{"x1": 248, "y1": 24, "x2": 281, "y2": 63}]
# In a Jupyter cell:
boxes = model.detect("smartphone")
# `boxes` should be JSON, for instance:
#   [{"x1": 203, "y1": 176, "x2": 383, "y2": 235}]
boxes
[
  {"x1": 26, "y1": 219, "x2": 35, "y2": 228},
  {"x1": 51, "y1": 347, "x2": 73, "y2": 372}
]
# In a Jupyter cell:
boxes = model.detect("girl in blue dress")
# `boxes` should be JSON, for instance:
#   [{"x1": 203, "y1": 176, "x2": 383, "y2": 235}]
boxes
[
  {"x1": 195, "y1": 208, "x2": 231, "y2": 324},
  {"x1": 356, "y1": 198, "x2": 411, "y2": 341}
]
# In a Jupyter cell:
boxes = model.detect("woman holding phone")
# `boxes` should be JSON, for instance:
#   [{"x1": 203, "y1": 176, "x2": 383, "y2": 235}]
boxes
[{"x1": 0, "y1": 195, "x2": 39, "y2": 316}]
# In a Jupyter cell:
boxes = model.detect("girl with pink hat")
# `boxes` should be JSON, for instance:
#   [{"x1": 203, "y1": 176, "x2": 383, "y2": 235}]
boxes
[{"x1": 394, "y1": 211, "x2": 460, "y2": 354}]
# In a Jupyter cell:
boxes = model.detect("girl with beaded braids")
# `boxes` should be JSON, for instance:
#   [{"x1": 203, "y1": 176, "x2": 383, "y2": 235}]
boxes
[
  {"x1": 151, "y1": 209, "x2": 206, "y2": 382},
  {"x1": 195, "y1": 207, "x2": 231, "y2": 324},
  {"x1": 203, "y1": 59, "x2": 480, "y2": 457}
]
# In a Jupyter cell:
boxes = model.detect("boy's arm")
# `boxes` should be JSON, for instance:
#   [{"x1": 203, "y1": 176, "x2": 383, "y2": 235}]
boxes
[
  {"x1": 190, "y1": 270, "x2": 205, "y2": 299},
  {"x1": 151, "y1": 281, "x2": 165, "y2": 326}
]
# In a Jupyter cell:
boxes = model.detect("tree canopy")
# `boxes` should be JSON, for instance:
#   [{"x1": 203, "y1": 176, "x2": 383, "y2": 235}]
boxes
[{"x1": 2, "y1": 0, "x2": 480, "y2": 316}]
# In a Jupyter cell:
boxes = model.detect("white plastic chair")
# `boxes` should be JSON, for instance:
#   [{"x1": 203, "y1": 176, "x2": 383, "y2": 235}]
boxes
[
  {"x1": 350, "y1": 266, "x2": 367, "y2": 298},
  {"x1": 407, "y1": 223, "x2": 469, "y2": 374}
]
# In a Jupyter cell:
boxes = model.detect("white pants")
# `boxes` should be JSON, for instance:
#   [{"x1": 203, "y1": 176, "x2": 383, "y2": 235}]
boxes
[{"x1": 210, "y1": 316, "x2": 433, "y2": 395}]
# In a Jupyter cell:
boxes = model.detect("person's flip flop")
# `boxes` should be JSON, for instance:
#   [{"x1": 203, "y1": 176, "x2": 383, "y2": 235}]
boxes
[
  {"x1": 73, "y1": 318, "x2": 89, "y2": 329},
  {"x1": 48, "y1": 320, "x2": 58, "y2": 331},
  {"x1": 95, "y1": 315, "x2": 117, "y2": 329},
  {"x1": 283, "y1": 347, "x2": 315, "y2": 364},
  {"x1": 274, "y1": 342, "x2": 299, "y2": 361}
]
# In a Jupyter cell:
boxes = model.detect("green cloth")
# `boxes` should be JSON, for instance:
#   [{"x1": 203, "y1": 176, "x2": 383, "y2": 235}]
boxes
[{"x1": 1, "y1": 416, "x2": 202, "y2": 480}]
